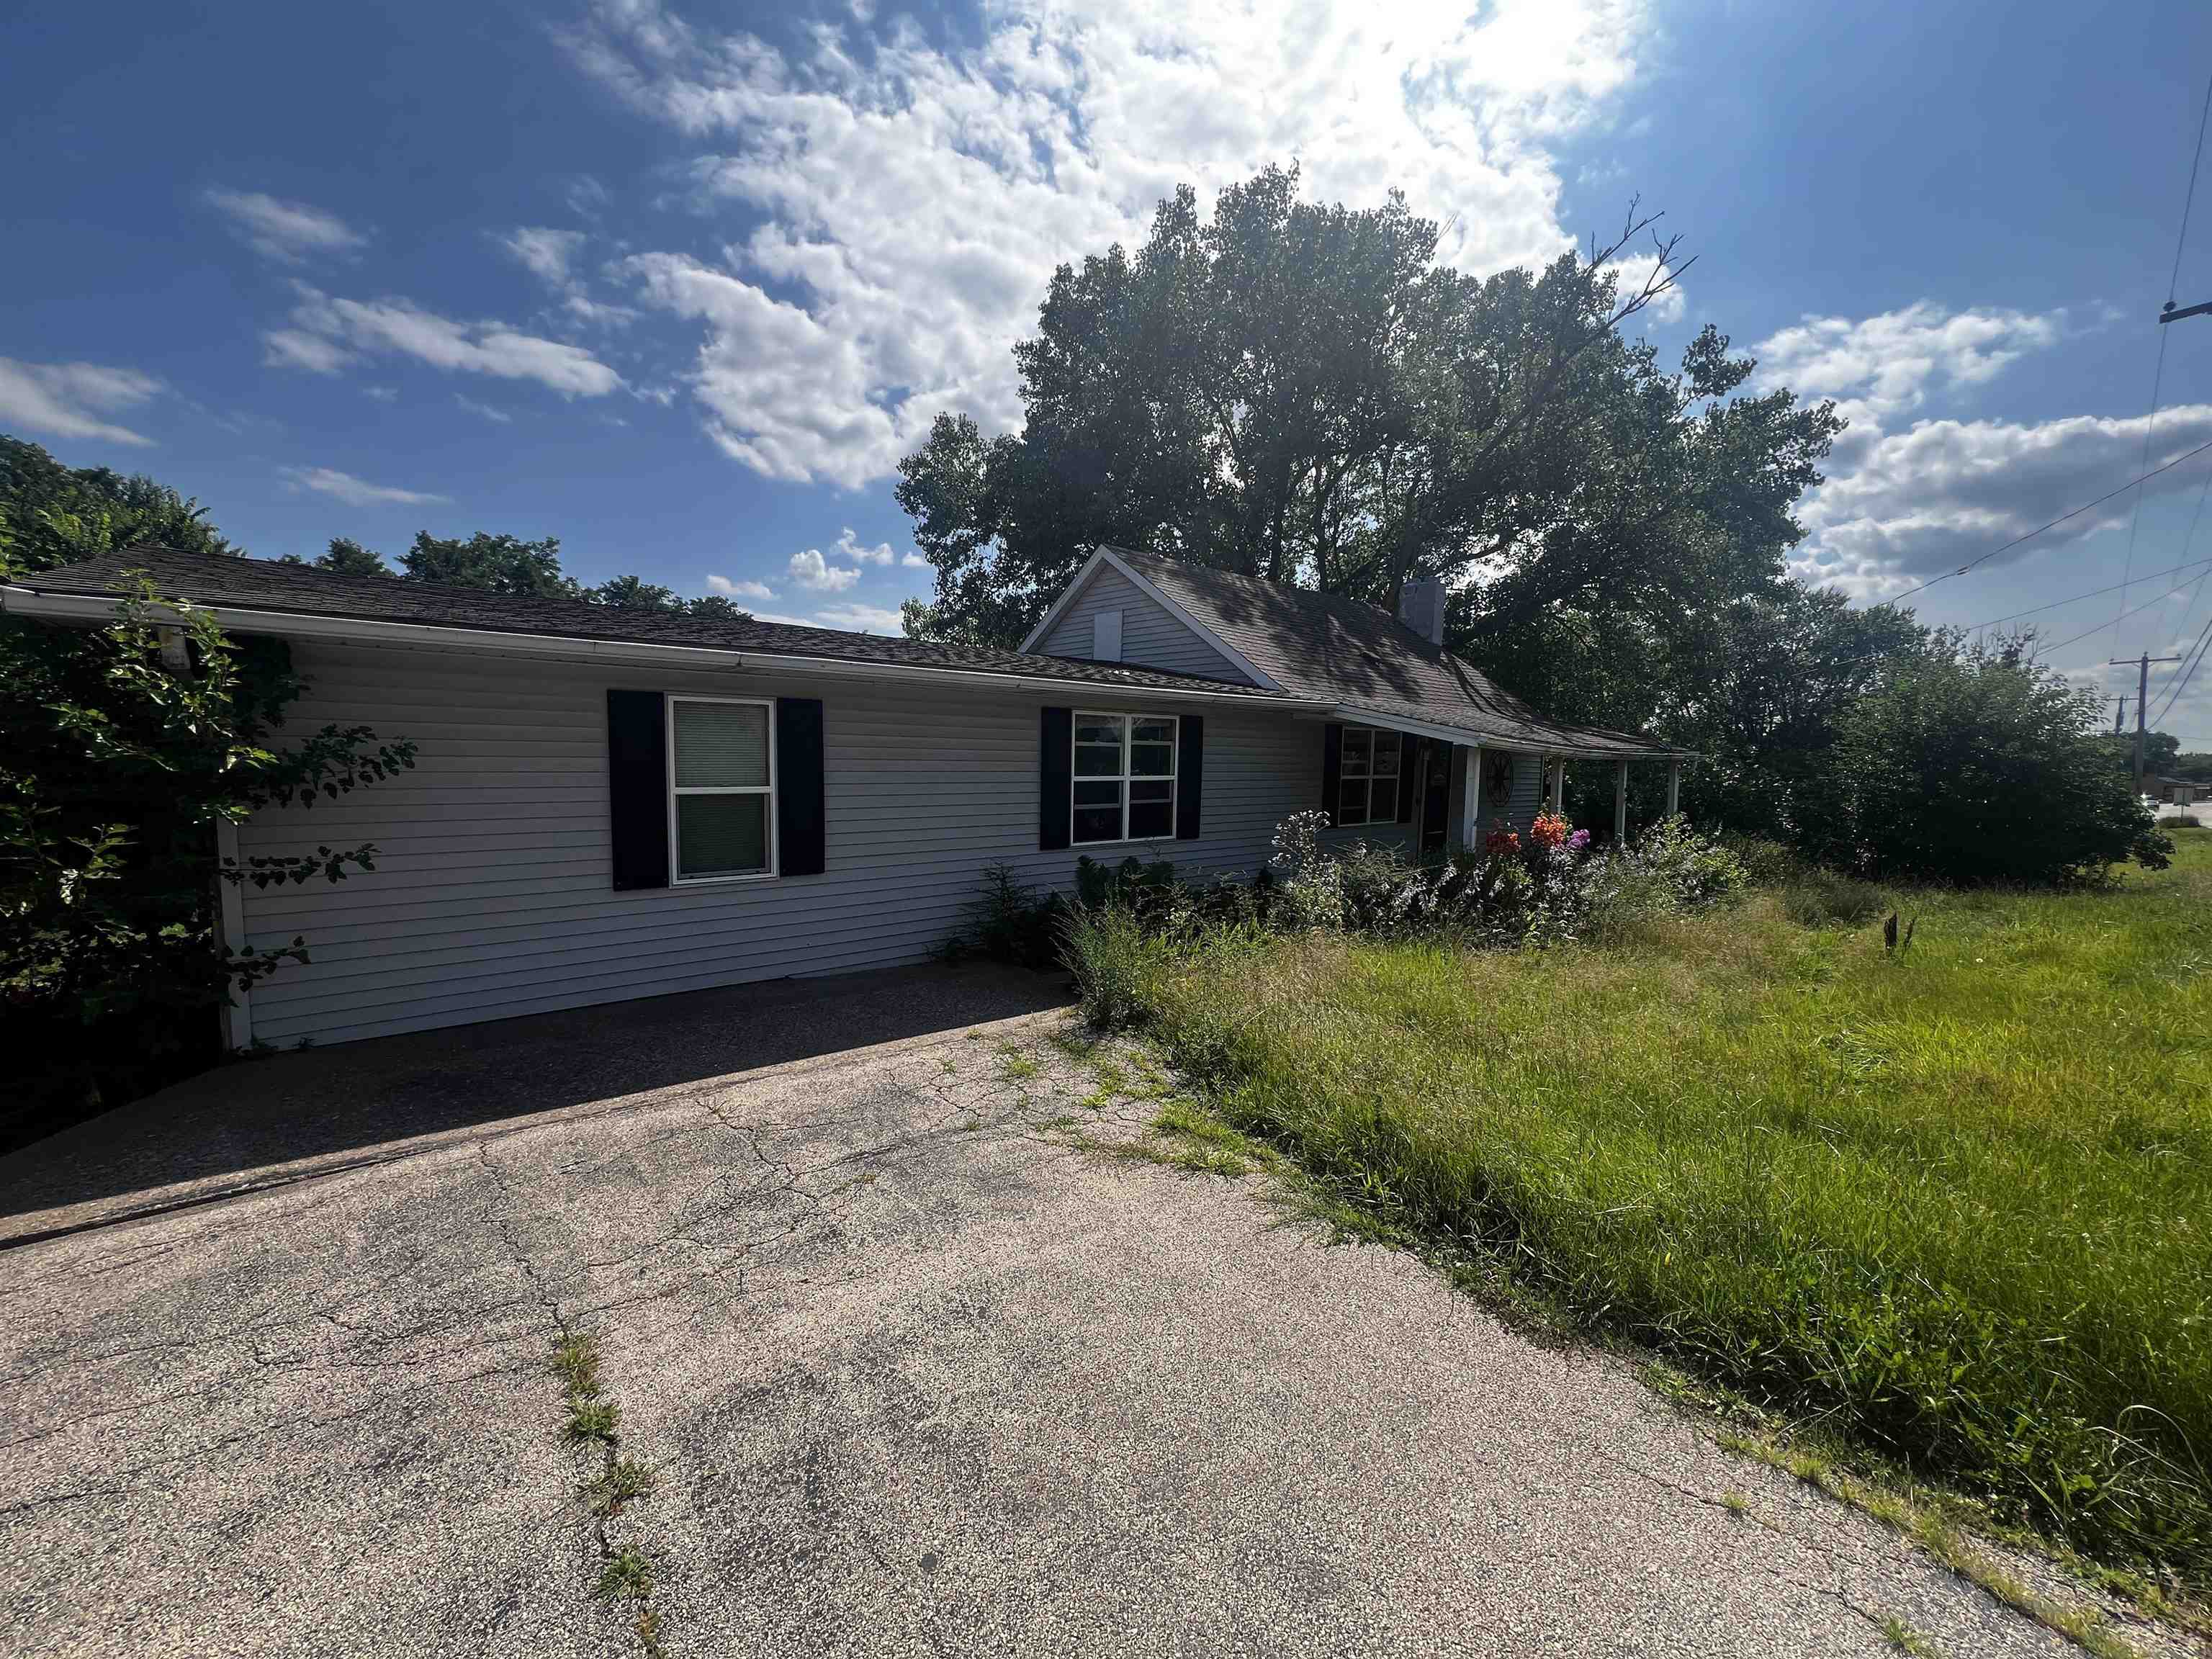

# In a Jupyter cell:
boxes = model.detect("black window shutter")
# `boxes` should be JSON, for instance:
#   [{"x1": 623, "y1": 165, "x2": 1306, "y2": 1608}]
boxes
[
  {"x1": 606, "y1": 690, "x2": 669, "y2": 891},
  {"x1": 1321, "y1": 722, "x2": 1343, "y2": 819},
  {"x1": 775, "y1": 697, "x2": 827, "y2": 877},
  {"x1": 1040, "y1": 706, "x2": 1073, "y2": 851},
  {"x1": 1397, "y1": 735, "x2": 1419, "y2": 824},
  {"x1": 1175, "y1": 714, "x2": 1204, "y2": 841}
]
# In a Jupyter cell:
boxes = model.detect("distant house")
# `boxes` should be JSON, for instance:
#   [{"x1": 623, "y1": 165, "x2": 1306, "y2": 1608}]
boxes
[
  {"x1": 4, "y1": 544, "x2": 1681, "y2": 1049},
  {"x1": 2152, "y1": 775, "x2": 2199, "y2": 806}
]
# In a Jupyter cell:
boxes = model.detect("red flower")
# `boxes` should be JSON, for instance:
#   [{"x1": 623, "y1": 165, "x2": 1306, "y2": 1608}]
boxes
[
  {"x1": 1529, "y1": 809, "x2": 1570, "y2": 851},
  {"x1": 1485, "y1": 827, "x2": 1521, "y2": 858}
]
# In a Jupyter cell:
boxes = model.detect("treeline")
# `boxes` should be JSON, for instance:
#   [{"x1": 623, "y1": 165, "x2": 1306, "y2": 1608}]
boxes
[
  {"x1": 277, "y1": 531, "x2": 748, "y2": 618},
  {"x1": 0, "y1": 433, "x2": 737, "y2": 616}
]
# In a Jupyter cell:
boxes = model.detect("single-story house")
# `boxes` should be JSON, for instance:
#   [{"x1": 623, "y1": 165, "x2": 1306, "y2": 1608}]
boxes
[{"x1": 4, "y1": 544, "x2": 1684, "y2": 1050}]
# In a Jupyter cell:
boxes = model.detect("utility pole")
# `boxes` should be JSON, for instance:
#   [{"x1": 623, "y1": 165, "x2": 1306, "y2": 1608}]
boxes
[
  {"x1": 2161, "y1": 297, "x2": 2212, "y2": 325},
  {"x1": 2108, "y1": 652, "x2": 2184, "y2": 798}
]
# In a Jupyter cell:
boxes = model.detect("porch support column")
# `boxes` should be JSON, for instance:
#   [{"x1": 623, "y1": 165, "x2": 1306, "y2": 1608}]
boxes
[
  {"x1": 1666, "y1": 758, "x2": 1681, "y2": 819},
  {"x1": 1549, "y1": 756, "x2": 1565, "y2": 812},
  {"x1": 1459, "y1": 745, "x2": 1483, "y2": 853},
  {"x1": 1614, "y1": 757, "x2": 1629, "y2": 844}
]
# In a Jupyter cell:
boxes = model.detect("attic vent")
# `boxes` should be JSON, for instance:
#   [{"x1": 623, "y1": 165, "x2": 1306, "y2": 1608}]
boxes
[{"x1": 1093, "y1": 610, "x2": 1123, "y2": 662}]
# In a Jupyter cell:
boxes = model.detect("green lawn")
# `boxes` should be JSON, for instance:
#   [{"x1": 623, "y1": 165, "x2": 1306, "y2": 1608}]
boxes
[{"x1": 1097, "y1": 830, "x2": 2212, "y2": 1582}]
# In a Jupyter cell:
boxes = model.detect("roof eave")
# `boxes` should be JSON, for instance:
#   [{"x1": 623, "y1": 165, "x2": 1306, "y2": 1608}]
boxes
[
  {"x1": 0, "y1": 584, "x2": 1316, "y2": 708},
  {"x1": 1319, "y1": 703, "x2": 1688, "y2": 760}
]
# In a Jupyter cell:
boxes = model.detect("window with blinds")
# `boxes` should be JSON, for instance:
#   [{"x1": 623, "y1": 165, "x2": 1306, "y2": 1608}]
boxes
[{"x1": 669, "y1": 698, "x2": 774, "y2": 879}]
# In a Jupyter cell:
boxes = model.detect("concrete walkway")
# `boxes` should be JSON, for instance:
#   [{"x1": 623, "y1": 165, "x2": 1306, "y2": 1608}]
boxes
[{"x1": 0, "y1": 966, "x2": 2180, "y2": 1658}]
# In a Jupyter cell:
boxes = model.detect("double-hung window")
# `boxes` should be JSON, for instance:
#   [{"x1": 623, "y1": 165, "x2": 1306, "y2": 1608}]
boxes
[
  {"x1": 1336, "y1": 725, "x2": 1401, "y2": 827},
  {"x1": 1072, "y1": 711, "x2": 1178, "y2": 844},
  {"x1": 668, "y1": 696, "x2": 776, "y2": 881}
]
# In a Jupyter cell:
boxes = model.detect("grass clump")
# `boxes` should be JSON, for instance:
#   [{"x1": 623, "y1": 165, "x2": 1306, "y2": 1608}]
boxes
[
  {"x1": 1067, "y1": 836, "x2": 2212, "y2": 1590},
  {"x1": 1881, "y1": 1613, "x2": 1941, "y2": 1656},
  {"x1": 565, "y1": 1395, "x2": 619, "y2": 1444},
  {"x1": 582, "y1": 1457, "x2": 657, "y2": 1517}
]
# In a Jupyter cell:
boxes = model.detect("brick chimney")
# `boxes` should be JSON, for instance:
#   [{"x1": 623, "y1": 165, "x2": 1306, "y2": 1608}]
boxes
[{"x1": 1397, "y1": 577, "x2": 1446, "y2": 646}]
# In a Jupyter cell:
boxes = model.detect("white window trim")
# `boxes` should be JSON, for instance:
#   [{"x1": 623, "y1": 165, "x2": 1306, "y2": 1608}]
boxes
[
  {"x1": 1336, "y1": 724, "x2": 1402, "y2": 829},
  {"x1": 667, "y1": 694, "x2": 778, "y2": 884},
  {"x1": 1071, "y1": 709, "x2": 1180, "y2": 848}
]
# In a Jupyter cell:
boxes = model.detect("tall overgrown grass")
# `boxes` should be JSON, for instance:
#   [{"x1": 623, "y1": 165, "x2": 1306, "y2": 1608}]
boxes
[{"x1": 1070, "y1": 830, "x2": 2212, "y2": 1584}]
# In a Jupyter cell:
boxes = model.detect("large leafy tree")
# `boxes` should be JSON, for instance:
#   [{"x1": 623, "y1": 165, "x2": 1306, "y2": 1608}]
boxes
[
  {"x1": 278, "y1": 536, "x2": 394, "y2": 577},
  {"x1": 399, "y1": 530, "x2": 572, "y2": 597},
  {"x1": 1, "y1": 433, "x2": 238, "y2": 575},
  {"x1": 896, "y1": 166, "x2": 1840, "y2": 662},
  {"x1": 896, "y1": 166, "x2": 1869, "y2": 835}
]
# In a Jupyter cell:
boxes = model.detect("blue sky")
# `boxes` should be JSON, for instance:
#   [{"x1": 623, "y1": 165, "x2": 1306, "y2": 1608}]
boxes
[{"x1": 8, "y1": 0, "x2": 2212, "y2": 739}]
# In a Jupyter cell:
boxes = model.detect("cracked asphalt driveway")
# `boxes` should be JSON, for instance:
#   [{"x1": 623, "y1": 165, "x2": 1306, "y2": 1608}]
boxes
[{"x1": 0, "y1": 964, "x2": 2180, "y2": 1658}]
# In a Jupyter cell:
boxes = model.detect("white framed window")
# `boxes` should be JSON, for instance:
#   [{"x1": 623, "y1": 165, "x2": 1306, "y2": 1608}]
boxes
[
  {"x1": 1073, "y1": 710, "x2": 1178, "y2": 845},
  {"x1": 667, "y1": 696, "x2": 777, "y2": 882},
  {"x1": 1336, "y1": 725, "x2": 1401, "y2": 827}
]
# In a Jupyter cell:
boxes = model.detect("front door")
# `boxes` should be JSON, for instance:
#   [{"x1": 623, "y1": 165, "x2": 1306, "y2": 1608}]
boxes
[{"x1": 1419, "y1": 742, "x2": 1451, "y2": 855}]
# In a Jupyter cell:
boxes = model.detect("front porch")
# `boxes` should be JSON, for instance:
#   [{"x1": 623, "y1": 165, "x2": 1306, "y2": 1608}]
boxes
[{"x1": 1385, "y1": 733, "x2": 1687, "y2": 858}]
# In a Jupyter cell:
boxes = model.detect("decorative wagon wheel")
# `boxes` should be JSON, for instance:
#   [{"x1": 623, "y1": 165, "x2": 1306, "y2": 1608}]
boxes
[{"x1": 1485, "y1": 752, "x2": 1515, "y2": 803}]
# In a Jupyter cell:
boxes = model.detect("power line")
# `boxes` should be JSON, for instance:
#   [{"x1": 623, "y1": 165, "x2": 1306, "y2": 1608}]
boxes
[
  {"x1": 2155, "y1": 467, "x2": 2212, "y2": 663},
  {"x1": 2168, "y1": 68, "x2": 2212, "y2": 305},
  {"x1": 1963, "y1": 552, "x2": 2212, "y2": 629},
  {"x1": 2108, "y1": 68, "x2": 2212, "y2": 659},
  {"x1": 1877, "y1": 433, "x2": 2212, "y2": 606},
  {"x1": 2148, "y1": 608, "x2": 2212, "y2": 725},
  {"x1": 2107, "y1": 333, "x2": 2173, "y2": 655},
  {"x1": 2038, "y1": 570, "x2": 2212, "y2": 653}
]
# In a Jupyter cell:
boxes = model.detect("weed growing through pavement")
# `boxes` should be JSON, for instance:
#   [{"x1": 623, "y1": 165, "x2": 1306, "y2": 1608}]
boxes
[{"x1": 552, "y1": 1330, "x2": 665, "y2": 1656}]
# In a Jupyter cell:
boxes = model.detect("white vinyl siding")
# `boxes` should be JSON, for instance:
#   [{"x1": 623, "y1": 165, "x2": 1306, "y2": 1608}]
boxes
[
  {"x1": 231, "y1": 640, "x2": 1330, "y2": 1047},
  {"x1": 1035, "y1": 565, "x2": 1252, "y2": 683}
]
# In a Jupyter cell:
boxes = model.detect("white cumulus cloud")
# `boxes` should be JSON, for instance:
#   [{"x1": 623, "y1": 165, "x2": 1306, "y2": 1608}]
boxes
[
  {"x1": 264, "y1": 284, "x2": 623, "y2": 397},
  {"x1": 833, "y1": 527, "x2": 894, "y2": 565},
  {"x1": 499, "y1": 227, "x2": 637, "y2": 328},
  {"x1": 706, "y1": 573, "x2": 776, "y2": 600},
  {"x1": 279, "y1": 465, "x2": 451, "y2": 507},
  {"x1": 564, "y1": 0, "x2": 1657, "y2": 487},
  {"x1": 0, "y1": 359, "x2": 163, "y2": 446},
  {"x1": 1791, "y1": 405, "x2": 2212, "y2": 600},
  {"x1": 205, "y1": 189, "x2": 368, "y2": 264},
  {"x1": 902, "y1": 552, "x2": 930, "y2": 568},
  {"x1": 788, "y1": 547, "x2": 860, "y2": 590}
]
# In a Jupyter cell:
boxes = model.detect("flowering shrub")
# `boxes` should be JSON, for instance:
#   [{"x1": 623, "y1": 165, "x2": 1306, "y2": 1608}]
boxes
[
  {"x1": 1529, "y1": 809, "x2": 1570, "y2": 851},
  {"x1": 1268, "y1": 809, "x2": 1345, "y2": 930},
  {"x1": 1568, "y1": 828, "x2": 1592, "y2": 853},
  {"x1": 1484, "y1": 826, "x2": 1521, "y2": 858}
]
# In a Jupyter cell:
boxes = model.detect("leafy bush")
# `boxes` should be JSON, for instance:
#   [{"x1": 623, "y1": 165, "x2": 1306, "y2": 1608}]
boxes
[
  {"x1": 1074, "y1": 853, "x2": 1178, "y2": 914},
  {"x1": 1619, "y1": 814, "x2": 1749, "y2": 909},
  {"x1": 1815, "y1": 640, "x2": 2171, "y2": 886},
  {"x1": 2, "y1": 582, "x2": 413, "y2": 1144},
  {"x1": 1717, "y1": 832, "x2": 1803, "y2": 886},
  {"x1": 954, "y1": 864, "x2": 1068, "y2": 969}
]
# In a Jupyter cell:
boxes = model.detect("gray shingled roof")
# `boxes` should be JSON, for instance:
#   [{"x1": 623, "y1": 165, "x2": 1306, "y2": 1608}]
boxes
[
  {"x1": 9, "y1": 547, "x2": 1292, "y2": 701},
  {"x1": 1105, "y1": 547, "x2": 1682, "y2": 758}
]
